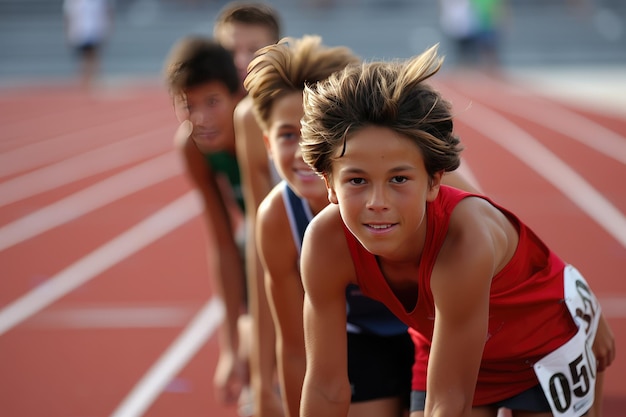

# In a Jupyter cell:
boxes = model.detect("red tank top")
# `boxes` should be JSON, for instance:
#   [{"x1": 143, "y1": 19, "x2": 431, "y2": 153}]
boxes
[{"x1": 343, "y1": 186, "x2": 577, "y2": 405}]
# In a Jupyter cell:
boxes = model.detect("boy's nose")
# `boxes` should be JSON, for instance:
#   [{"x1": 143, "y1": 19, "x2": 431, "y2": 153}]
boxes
[
  {"x1": 366, "y1": 185, "x2": 389, "y2": 211},
  {"x1": 189, "y1": 109, "x2": 205, "y2": 126}
]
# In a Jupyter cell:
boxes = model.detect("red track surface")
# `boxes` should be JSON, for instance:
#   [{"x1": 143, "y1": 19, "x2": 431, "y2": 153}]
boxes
[{"x1": 0, "y1": 73, "x2": 624, "y2": 417}]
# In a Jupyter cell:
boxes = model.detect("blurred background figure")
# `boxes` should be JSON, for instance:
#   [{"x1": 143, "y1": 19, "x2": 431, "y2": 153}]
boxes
[
  {"x1": 438, "y1": 0, "x2": 479, "y2": 67},
  {"x1": 438, "y1": 0, "x2": 509, "y2": 74},
  {"x1": 63, "y1": 0, "x2": 115, "y2": 91},
  {"x1": 472, "y1": 0, "x2": 509, "y2": 73}
]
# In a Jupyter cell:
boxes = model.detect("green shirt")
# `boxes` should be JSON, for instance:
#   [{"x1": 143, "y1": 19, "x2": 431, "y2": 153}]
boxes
[{"x1": 204, "y1": 151, "x2": 245, "y2": 212}]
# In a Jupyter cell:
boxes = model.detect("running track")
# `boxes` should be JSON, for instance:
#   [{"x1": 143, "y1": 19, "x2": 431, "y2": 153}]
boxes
[{"x1": 0, "y1": 72, "x2": 624, "y2": 417}]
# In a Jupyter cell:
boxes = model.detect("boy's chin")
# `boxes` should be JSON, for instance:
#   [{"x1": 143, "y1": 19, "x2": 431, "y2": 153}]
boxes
[{"x1": 193, "y1": 136, "x2": 225, "y2": 153}]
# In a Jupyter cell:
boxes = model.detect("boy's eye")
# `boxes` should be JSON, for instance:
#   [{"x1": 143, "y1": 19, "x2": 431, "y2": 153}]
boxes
[
  {"x1": 391, "y1": 176, "x2": 407, "y2": 184},
  {"x1": 349, "y1": 178, "x2": 366, "y2": 185},
  {"x1": 279, "y1": 132, "x2": 298, "y2": 141}
]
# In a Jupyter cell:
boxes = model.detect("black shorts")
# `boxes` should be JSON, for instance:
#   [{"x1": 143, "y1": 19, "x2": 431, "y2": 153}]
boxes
[
  {"x1": 410, "y1": 384, "x2": 552, "y2": 412},
  {"x1": 347, "y1": 331, "x2": 414, "y2": 404}
]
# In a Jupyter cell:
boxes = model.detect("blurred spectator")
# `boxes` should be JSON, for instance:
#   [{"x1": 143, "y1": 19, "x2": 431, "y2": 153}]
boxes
[
  {"x1": 63, "y1": 0, "x2": 115, "y2": 90},
  {"x1": 438, "y1": 0, "x2": 478, "y2": 66},
  {"x1": 472, "y1": 0, "x2": 508, "y2": 72},
  {"x1": 438, "y1": 0, "x2": 509, "y2": 73}
]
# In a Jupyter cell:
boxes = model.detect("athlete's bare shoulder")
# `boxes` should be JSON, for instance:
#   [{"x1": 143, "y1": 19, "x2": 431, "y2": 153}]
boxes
[
  {"x1": 233, "y1": 95, "x2": 255, "y2": 124},
  {"x1": 306, "y1": 203, "x2": 342, "y2": 241},
  {"x1": 257, "y1": 183, "x2": 288, "y2": 231},
  {"x1": 302, "y1": 204, "x2": 355, "y2": 284}
]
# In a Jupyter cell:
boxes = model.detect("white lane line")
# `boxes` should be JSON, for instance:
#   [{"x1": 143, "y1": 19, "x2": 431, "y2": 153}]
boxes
[
  {"x1": 0, "y1": 111, "x2": 171, "y2": 177},
  {"x1": 455, "y1": 74, "x2": 626, "y2": 164},
  {"x1": 109, "y1": 298, "x2": 224, "y2": 417},
  {"x1": 446, "y1": 89, "x2": 626, "y2": 249},
  {"x1": 23, "y1": 304, "x2": 197, "y2": 328},
  {"x1": 0, "y1": 126, "x2": 173, "y2": 207},
  {"x1": 0, "y1": 190, "x2": 203, "y2": 336},
  {"x1": 504, "y1": 85, "x2": 626, "y2": 165},
  {"x1": 0, "y1": 151, "x2": 181, "y2": 251}
]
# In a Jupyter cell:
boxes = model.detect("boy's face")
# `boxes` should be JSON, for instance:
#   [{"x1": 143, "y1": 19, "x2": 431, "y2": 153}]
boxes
[
  {"x1": 265, "y1": 92, "x2": 327, "y2": 204},
  {"x1": 326, "y1": 125, "x2": 441, "y2": 261},
  {"x1": 215, "y1": 22, "x2": 277, "y2": 89},
  {"x1": 174, "y1": 81, "x2": 239, "y2": 153}
]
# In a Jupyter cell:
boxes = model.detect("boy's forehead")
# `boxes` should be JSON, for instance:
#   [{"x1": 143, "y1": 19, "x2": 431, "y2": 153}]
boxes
[
  {"x1": 334, "y1": 126, "x2": 422, "y2": 161},
  {"x1": 216, "y1": 22, "x2": 275, "y2": 45},
  {"x1": 268, "y1": 92, "x2": 304, "y2": 126},
  {"x1": 179, "y1": 81, "x2": 235, "y2": 100}
]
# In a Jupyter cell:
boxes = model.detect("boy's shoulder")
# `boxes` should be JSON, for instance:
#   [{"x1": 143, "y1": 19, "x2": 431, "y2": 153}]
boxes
[
  {"x1": 302, "y1": 204, "x2": 355, "y2": 287},
  {"x1": 257, "y1": 183, "x2": 300, "y2": 259},
  {"x1": 305, "y1": 204, "x2": 345, "y2": 249},
  {"x1": 257, "y1": 182, "x2": 289, "y2": 227},
  {"x1": 233, "y1": 95, "x2": 262, "y2": 145},
  {"x1": 234, "y1": 95, "x2": 254, "y2": 121}
]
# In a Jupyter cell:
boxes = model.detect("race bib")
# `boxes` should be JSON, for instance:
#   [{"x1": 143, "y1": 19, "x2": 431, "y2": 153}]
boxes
[{"x1": 533, "y1": 265, "x2": 601, "y2": 417}]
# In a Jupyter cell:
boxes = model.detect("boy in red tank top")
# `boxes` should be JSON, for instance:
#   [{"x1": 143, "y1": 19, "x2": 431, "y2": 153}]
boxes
[{"x1": 297, "y1": 45, "x2": 615, "y2": 417}]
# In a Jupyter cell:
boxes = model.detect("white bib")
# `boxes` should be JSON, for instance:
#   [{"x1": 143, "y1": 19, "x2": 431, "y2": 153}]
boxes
[{"x1": 533, "y1": 265, "x2": 600, "y2": 417}]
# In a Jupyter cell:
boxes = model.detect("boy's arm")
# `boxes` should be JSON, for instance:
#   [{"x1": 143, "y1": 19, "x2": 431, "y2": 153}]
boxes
[
  {"x1": 590, "y1": 311, "x2": 615, "y2": 416},
  {"x1": 235, "y1": 96, "x2": 274, "y2": 210},
  {"x1": 175, "y1": 128, "x2": 246, "y2": 404},
  {"x1": 256, "y1": 190, "x2": 306, "y2": 417},
  {"x1": 593, "y1": 312, "x2": 615, "y2": 373},
  {"x1": 299, "y1": 208, "x2": 352, "y2": 417},
  {"x1": 234, "y1": 98, "x2": 282, "y2": 415},
  {"x1": 427, "y1": 198, "x2": 510, "y2": 416}
]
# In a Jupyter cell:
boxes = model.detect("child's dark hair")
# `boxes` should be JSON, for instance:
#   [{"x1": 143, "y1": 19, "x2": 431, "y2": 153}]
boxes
[{"x1": 164, "y1": 36, "x2": 239, "y2": 96}]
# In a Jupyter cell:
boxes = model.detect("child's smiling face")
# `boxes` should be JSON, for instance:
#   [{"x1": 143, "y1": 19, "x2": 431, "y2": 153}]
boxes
[{"x1": 328, "y1": 125, "x2": 441, "y2": 261}]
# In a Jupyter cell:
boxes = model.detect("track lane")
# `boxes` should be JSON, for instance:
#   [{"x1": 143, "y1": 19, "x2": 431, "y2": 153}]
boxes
[
  {"x1": 0, "y1": 181, "x2": 199, "y2": 323},
  {"x1": 0, "y1": 109, "x2": 175, "y2": 180},
  {"x1": 0, "y1": 125, "x2": 175, "y2": 207}
]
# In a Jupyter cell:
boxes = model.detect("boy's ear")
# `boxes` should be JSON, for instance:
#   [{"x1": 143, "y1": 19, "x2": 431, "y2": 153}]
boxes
[
  {"x1": 323, "y1": 174, "x2": 339, "y2": 204},
  {"x1": 426, "y1": 171, "x2": 444, "y2": 202}
]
